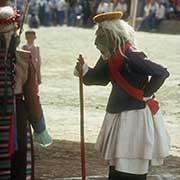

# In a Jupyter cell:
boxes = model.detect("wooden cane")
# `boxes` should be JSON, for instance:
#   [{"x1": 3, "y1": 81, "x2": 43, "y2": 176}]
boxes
[
  {"x1": 19, "y1": 0, "x2": 31, "y2": 36},
  {"x1": 79, "y1": 57, "x2": 86, "y2": 180}
]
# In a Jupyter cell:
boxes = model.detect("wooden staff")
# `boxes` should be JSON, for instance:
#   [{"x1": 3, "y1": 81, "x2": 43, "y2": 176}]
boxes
[
  {"x1": 78, "y1": 55, "x2": 86, "y2": 180},
  {"x1": 129, "y1": 0, "x2": 138, "y2": 28},
  {"x1": 19, "y1": 0, "x2": 31, "y2": 36}
]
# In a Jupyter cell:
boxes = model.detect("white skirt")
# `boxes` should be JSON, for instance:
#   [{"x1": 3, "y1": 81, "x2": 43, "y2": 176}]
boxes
[{"x1": 95, "y1": 106, "x2": 171, "y2": 174}]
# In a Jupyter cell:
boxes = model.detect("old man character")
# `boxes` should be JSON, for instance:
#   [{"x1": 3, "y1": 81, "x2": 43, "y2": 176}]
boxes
[
  {"x1": 0, "y1": 5, "x2": 52, "y2": 180},
  {"x1": 74, "y1": 11, "x2": 170, "y2": 180}
]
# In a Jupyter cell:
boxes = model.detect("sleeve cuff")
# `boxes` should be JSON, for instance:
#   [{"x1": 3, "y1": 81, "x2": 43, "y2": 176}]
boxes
[
  {"x1": 31, "y1": 115, "x2": 46, "y2": 134},
  {"x1": 73, "y1": 63, "x2": 89, "y2": 77},
  {"x1": 33, "y1": 129, "x2": 53, "y2": 147},
  {"x1": 143, "y1": 96, "x2": 153, "y2": 102}
]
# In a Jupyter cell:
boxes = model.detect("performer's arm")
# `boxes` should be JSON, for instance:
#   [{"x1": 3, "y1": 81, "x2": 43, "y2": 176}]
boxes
[
  {"x1": 37, "y1": 46, "x2": 42, "y2": 66},
  {"x1": 37, "y1": 46, "x2": 42, "y2": 84},
  {"x1": 23, "y1": 60, "x2": 42, "y2": 126},
  {"x1": 74, "y1": 55, "x2": 110, "y2": 86},
  {"x1": 127, "y1": 49, "x2": 170, "y2": 97},
  {"x1": 23, "y1": 60, "x2": 52, "y2": 147}
]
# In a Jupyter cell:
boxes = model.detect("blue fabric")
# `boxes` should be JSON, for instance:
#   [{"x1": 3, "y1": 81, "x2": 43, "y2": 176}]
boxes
[
  {"x1": 31, "y1": 115, "x2": 46, "y2": 134},
  {"x1": 58, "y1": 11, "x2": 65, "y2": 25},
  {"x1": 67, "y1": 9, "x2": 76, "y2": 26},
  {"x1": 33, "y1": 129, "x2": 53, "y2": 148}
]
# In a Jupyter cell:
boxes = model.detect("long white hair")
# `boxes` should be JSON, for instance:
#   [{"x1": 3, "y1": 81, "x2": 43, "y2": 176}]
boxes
[
  {"x1": 0, "y1": 6, "x2": 17, "y2": 50},
  {"x1": 97, "y1": 19, "x2": 136, "y2": 56}
]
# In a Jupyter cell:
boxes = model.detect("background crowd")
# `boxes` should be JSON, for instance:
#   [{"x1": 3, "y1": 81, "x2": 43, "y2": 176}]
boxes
[
  {"x1": 9, "y1": 0, "x2": 180, "y2": 30},
  {"x1": 26, "y1": 0, "x2": 131, "y2": 28},
  {"x1": 139, "y1": 0, "x2": 180, "y2": 31}
]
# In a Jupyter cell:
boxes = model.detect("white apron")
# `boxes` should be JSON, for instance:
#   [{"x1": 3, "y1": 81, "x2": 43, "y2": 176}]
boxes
[{"x1": 95, "y1": 106, "x2": 171, "y2": 174}]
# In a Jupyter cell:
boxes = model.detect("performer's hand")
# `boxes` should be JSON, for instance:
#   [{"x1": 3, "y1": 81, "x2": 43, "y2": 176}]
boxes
[
  {"x1": 76, "y1": 54, "x2": 85, "y2": 72},
  {"x1": 78, "y1": 54, "x2": 85, "y2": 65},
  {"x1": 74, "y1": 54, "x2": 89, "y2": 77}
]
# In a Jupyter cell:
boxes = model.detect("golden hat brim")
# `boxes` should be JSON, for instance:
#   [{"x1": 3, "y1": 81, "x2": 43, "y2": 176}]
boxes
[{"x1": 93, "y1": 11, "x2": 123, "y2": 23}]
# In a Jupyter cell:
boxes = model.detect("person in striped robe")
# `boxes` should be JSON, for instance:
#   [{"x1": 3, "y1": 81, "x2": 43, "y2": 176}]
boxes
[{"x1": 0, "y1": 5, "x2": 52, "y2": 180}]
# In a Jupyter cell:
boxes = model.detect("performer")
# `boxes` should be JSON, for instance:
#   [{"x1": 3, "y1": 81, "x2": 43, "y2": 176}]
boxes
[
  {"x1": 74, "y1": 11, "x2": 170, "y2": 180},
  {"x1": 22, "y1": 30, "x2": 42, "y2": 85},
  {"x1": 0, "y1": 5, "x2": 52, "y2": 180}
]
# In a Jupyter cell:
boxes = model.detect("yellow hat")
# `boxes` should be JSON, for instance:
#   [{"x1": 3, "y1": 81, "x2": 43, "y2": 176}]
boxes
[{"x1": 93, "y1": 11, "x2": 123, "y2": 23}]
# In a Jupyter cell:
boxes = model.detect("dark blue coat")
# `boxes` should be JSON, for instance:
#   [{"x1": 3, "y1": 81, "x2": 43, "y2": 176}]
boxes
[{"x1": 83, "y1": 47, "x2": 170, "y2": 113}]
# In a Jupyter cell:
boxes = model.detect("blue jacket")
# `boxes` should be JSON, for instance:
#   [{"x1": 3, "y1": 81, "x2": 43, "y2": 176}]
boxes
[{"x1": 83, "y1": 47, "x2": 169, "y2": 113}]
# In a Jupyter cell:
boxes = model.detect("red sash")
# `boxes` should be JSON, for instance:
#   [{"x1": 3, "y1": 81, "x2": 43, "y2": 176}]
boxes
[{"x1": 108, "y1": 43, "x2": 159, "y2": 114}]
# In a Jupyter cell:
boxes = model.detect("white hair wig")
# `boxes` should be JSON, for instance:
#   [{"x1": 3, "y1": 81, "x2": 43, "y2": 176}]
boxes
[
  {"x1": 98, "y1": 19, "x2": 136, "y2": 49},
  {"x1": 0, "y1": 6, "x2": 14, "y2": 19},
  {"x1": 0, "y1": 6, "x2": 17, "y2": 50},
  {"x1": 0, "y1": 6, "x2": 16, "y2": 32}
]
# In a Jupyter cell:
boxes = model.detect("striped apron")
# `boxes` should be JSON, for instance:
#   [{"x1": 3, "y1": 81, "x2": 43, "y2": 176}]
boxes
[{"x1": 0, "y1": 47, "x2": 34, "y2": 179}]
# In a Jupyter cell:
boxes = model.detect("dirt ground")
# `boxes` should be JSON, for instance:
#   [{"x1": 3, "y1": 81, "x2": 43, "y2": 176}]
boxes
[
  {"x1": 20, "y1": 26, "x2": 180, "y2": 179},
  {"x1": 35, "y1": 140, "x2": 180, "y2": 180}
]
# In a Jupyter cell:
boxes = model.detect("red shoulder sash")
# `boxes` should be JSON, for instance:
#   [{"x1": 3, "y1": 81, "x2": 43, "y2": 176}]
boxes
[
  {"x1": 108, "y1": 43, "x2": 144, "y2": 101},
  {"x1": 108, "y1": 43, "x2": 159, "y2": 114}
]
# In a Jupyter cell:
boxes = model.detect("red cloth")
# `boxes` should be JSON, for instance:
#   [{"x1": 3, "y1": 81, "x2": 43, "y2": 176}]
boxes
[
  {"x1": 0, "y1": 9, "x2": 20, "y2": 25},
  {"x1": 145, "y1": 99, "x2": 159, "y2": 115},
  {"x1": 108, "y1": 43, "x2": 144, "y2": 101},
  {"x1": 108, "y1": 43, "x2": 159, "y2": 114},
  {"x1": 174, "y1": 0, "x2": 179, "y2": 6}
]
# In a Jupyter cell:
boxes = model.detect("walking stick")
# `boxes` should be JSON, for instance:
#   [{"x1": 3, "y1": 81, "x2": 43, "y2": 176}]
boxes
[
  {"x1": 19, "y1": 0, "x2": 31, "y2": 37},
  {"x1": 78, "y1": 55, "x2": 86, "y2": 180}
]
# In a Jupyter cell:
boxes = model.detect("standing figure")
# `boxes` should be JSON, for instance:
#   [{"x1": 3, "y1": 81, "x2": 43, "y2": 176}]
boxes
[
  {"x1": 44, "y1": 0, "x2": 52, "y2": 26},
  {"x1": 57, "y1": 0, "x2": 67, "y2": 25},
  {"x1": 74, "y1": 12, "x2": 170, "y2": 180},
  {"x1": 38, "y1": 0, "x2": 46, "y2": 26},
  {"x1": 74, "y1": 1, "x2": 83, "y2": 27},
  {"x1": 82, "y1": 0, "x2": 92, "y2": 27},
  {"x1": 97, "y1": 0, "x2": 108, "y2": 14},
  {"x1": 152, "y1": 0, "x2": 166, "y2": 29},
  {"x1": 28, "y1": 0, "x2": 40, "y2": 28},
  {"x1": 175, "y1": 0, "x2": 180, "y2": 19},
  {"x1": 114, "y1": 0, "x2": 128, "y2": 16},
  {"x1": 67, "y1": 0, "x2": 76, "y2": 26},
  {"x1": 0, "y1": 6, "x2": 52, "y2": 180},
  {"x1": 22, "y1": 30, "x2": 42, "y2": 85},
  {"x1": 166, "y1": 0, "x2": 177, "y2": 19},
  {"x1": 139, "y1": 0, "x2": 159, "y2": 31},
  {"x1": 28, "y1": 13, "x2": 40, "y2": 28}
]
